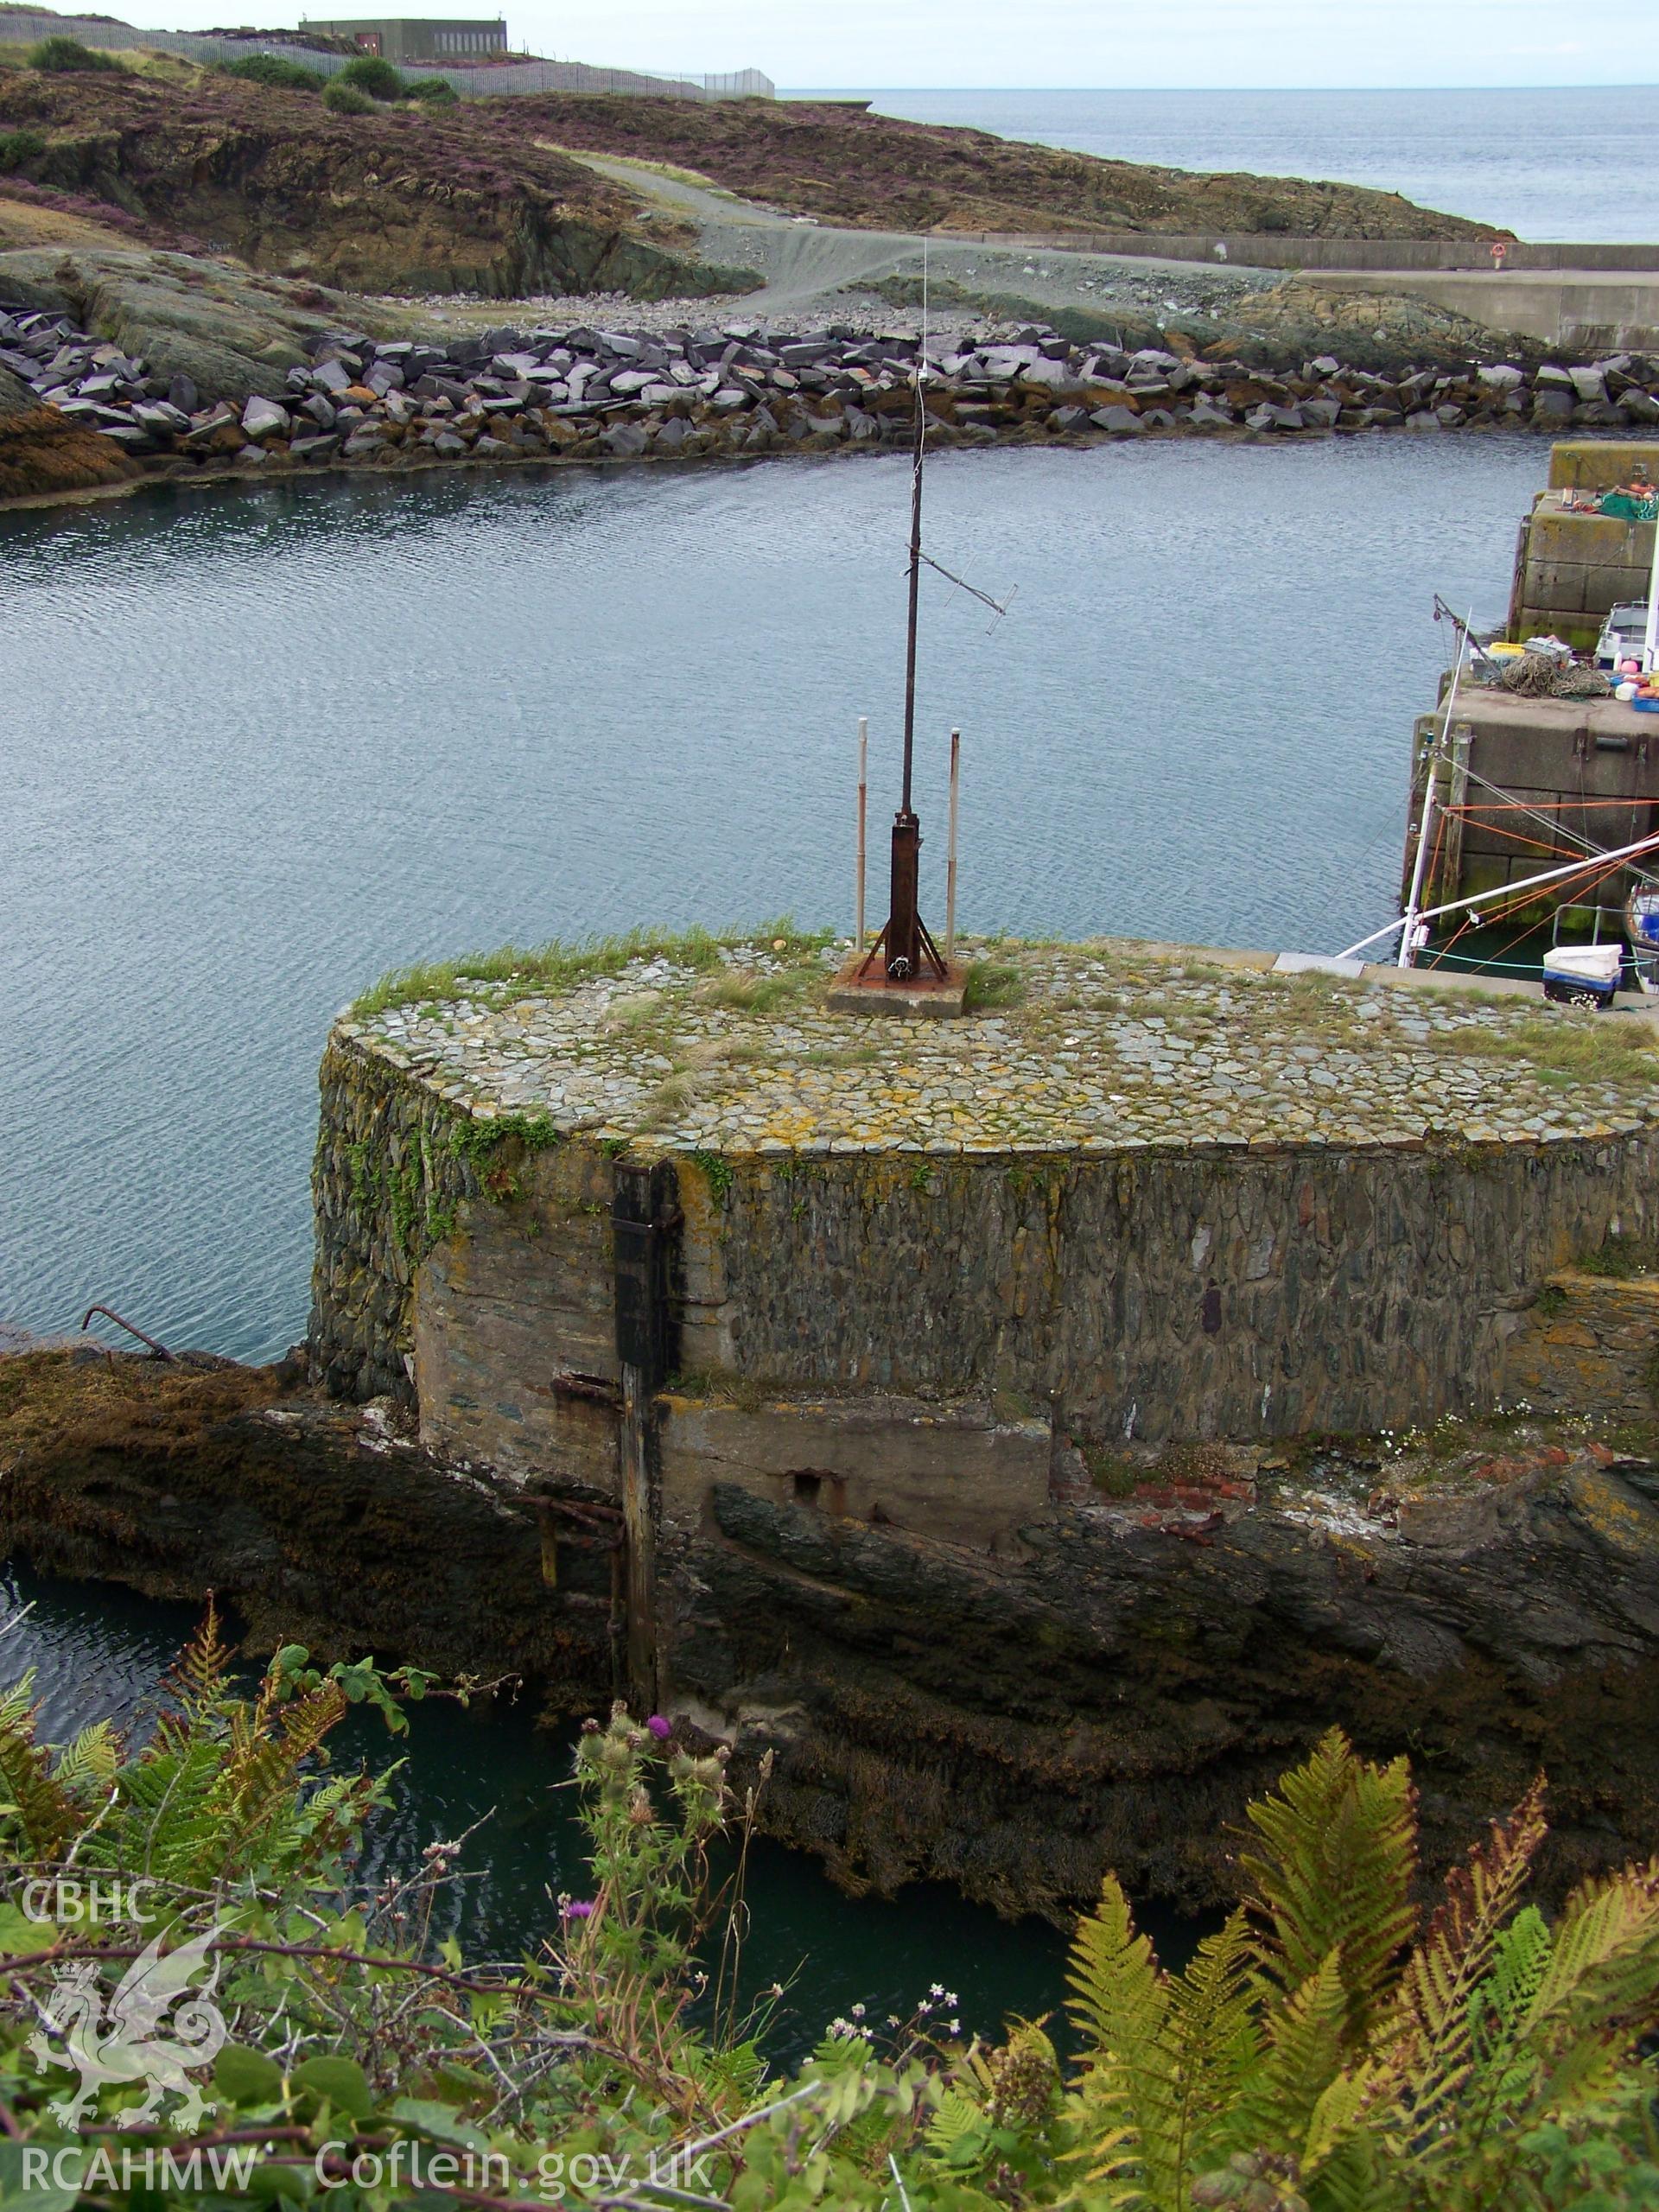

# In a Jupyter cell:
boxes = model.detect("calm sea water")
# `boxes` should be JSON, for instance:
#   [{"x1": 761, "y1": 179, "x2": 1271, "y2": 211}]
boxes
[
  {"x1": 1, "y1": 436, "x2": 1544, "y2": 1362},
  {"x1": 838, "y1": 88, "x2": 1659, "y2": 245},
  {"x1": 1, "y1": 1560, "x2": 1078, "y2": 2056}
]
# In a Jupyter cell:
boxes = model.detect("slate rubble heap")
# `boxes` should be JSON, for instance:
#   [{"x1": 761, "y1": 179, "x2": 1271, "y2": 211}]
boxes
[{"x1": 4, "y1": 302, "x2": 1659, "y2": 479}]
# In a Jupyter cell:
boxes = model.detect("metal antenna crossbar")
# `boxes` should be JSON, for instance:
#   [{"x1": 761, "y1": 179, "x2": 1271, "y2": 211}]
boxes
[{"x1": 919, "y1": 552, "x2": 1018, "y2": 631}]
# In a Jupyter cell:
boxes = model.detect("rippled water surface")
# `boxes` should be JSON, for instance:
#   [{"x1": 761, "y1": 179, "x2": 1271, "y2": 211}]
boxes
[{"x1": 2, "y1": 439, "x2": 1541, "y2": 1355}]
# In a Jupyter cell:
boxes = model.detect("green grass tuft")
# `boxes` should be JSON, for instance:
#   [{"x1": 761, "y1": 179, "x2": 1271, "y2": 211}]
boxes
[
  {"x1": 28, "y1": 33, "x2": 122, "y2": 70},
  {"x1": 219, "y1": 51, "x2": 322, "y2": 91},
  {"x1": 1577, "y1": 1234, "x2": 1659, "y2": 1280},
  {"x1": 322, "y1": 78, "x2": 373, "y2": 114},
  {"x1": 349, "y1": 925, "x2": 830, "y2": 1022},
  {"x1": 0, "y1": 124, "x2": 44, "y2": 169},
  {"x1": 336, "y1": 51, "x2": 404, "y2": 98},
  {"x1": 963, "y1": 959, "x2": 1026, "y2": 1013},
  {"x1": 1440, "y1": 1014, "x2": 1658, "y2": 1089}
]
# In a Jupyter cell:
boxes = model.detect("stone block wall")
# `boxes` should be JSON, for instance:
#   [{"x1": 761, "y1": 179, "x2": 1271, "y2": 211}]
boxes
[
  {"x1": 1498, "y1": 1268, "x2": 1659, "y2": 1420},
  {"x1": 413, "y1": 1142, "x2": 619, "y2": 1488},
  {"x1": 310, "y1": 1034, "x2": 1659, "y2": 1456},
  {"x1": 1509, "y1": 493, "x2": 1655, "y2": 648},
  {"x1": 309, "y1": 1041, "x2": 475, "y2": 1404},
  {"x1": 657, "y1": 1394, "x2": 1051, "y2": 1560},
  {"x1": 696, "y1": 1139, "x2": 1659, "y2": 1447}
]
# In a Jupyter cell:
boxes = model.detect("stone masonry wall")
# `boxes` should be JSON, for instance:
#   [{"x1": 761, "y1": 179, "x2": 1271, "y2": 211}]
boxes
[
  {"x1": 309, "y1": 1042, "x2": 483, "y2": 1404},
  {"x1": 1509, "y1": 494, "x2": 1656, "y2": 649},
  {"x1": 690, "y1": 1136, "x2": 1659, "y2": 1446},
  {"x1": 309, "y1": 1027, "x2": 1659, "y2": 1452},
  {"x1": 1499, "y1": 1267, "x2": 1659, "y2": 1419}
]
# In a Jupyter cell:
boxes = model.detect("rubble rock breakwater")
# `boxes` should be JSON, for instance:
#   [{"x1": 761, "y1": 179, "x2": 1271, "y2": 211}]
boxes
[{"x1": 6, "y1": 296, "x2": 1659, "y2": 494}]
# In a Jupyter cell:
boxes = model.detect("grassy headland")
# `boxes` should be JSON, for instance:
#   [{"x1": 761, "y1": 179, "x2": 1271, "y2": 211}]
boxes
[
  {"x1": 0, "y1": 48, "x2": 1492, "y2": 308},
  {"x1": 509, "y1": 92, "x2": 1498, "y2": 242}
]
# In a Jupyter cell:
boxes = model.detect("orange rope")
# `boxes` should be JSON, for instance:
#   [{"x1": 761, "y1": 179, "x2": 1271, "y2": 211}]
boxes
[
  {"x1": 1456, "y1": 819, "x2": 1585, "y2": 860},
  {"x1": 1439, "y1": 797, "x2": 1656, "y2": 812}
]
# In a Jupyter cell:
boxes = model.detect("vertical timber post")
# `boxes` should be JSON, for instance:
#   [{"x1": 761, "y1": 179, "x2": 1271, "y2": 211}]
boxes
[
  {"x1": 855, "y1": 716, "x2": 868, "y2": 950},
  {"x1": 945, "y1": 727, "x2": 961, "y2": 959},
  {"x1": 612, "y1": 1160, "x2": 678, "y2": 1713}
]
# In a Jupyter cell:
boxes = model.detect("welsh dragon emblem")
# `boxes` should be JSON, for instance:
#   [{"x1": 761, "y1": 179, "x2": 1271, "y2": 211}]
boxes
[{"x1": 27, "y1": 1926, "x2": 226, "y2": 2129}]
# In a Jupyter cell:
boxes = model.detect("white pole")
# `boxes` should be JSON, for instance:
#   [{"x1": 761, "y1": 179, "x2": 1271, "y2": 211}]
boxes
[
  {"x1": 1398, "y1": 779, "x2": 1436, "y2": 968},
  {"x1": 1395, "y1": 615, "x2": 1470, "y2": 967},
  {"x1": 1335, "y1": 821, "x2": 1659, "y2": 963},
  {"x1": 855, "y1": 716, "x2": 868, "y2": 950},
  {"x1": 1643, "y1": 506, "x2": 1659, "y2": 674},
  {"x1": 945, "y1": 728, "x2": 961, "y2": 959}
]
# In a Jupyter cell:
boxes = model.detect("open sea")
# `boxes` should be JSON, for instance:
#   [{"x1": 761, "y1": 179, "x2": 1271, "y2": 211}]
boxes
[{"x1": 823, "y1": 87, "x2": 1659, "y2": 245}]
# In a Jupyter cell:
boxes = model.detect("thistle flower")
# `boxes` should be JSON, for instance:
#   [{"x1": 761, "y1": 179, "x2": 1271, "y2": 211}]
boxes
[
  {"x1": 646, "y1": 1714, "x2": 672, "y2": 1739},
  {"x1": 563, "y1": 1899, "x2": 594, "y2": 1920}
]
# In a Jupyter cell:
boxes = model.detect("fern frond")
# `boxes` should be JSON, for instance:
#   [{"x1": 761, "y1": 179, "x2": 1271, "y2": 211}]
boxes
[
  {"x1": 1067, "y1": 1873, "x2": 1172, "y2": 2061},
  {"x1": 1165, "y1": 1910, "x2": 1262, "y2": 2181},
  {"x1": 91, "y1": 1736, "x2": 227, "y2": 1881},
  {"x1": 162, "y1": 1595, "x2": 233, "y2": 1726},
  {"x1": 1301, "y1": 2069, "x2": 1370, "y2": 2174},
  {"x1": 1483, "y1": 1904, "x2": 1551, "y2": 2036},
  {"x1": 212, "y1": 1681, "x2": 347, "y2": 1859},
  {"x1": 1522, "y1": 1866, "x2": 1659, "y2": 2094},
  {"x1": 1370, "y1": 1773, "x2": 1547, "y2": 2146},
  {"x1": 925, "y1": 2088, "x2": 988, "y2": 2159},
  {"x1": 52, "y1": 1720, "x2": 121, "y2": 1802},
  {"x1": 0, "y1": 1671, "x2": 79, "y2": 1857},
  {"x1": 1065, "y1": 1873, "x2": 1181, "y2": 2205},
  {"x1": 1238, "y1": 1729, "x2": 1416, "y2": 2054},
  {"x1": 1233, "y1": 1949, "x2": 1351, "y2": 2155}
]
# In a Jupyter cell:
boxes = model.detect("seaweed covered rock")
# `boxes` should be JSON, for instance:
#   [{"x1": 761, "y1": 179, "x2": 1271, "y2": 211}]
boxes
[{"x1": 0, "y1": 392, "x2": 137, "y2": 495}]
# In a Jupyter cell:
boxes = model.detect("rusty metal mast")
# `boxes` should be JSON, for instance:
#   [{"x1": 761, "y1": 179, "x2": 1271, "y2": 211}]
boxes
[{"x1": 861, "y1": 362, "x2": 948, "y2": 984}]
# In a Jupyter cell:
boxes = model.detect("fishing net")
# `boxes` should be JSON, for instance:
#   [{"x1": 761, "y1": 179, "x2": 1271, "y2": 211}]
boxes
[{"x1": 1497, "y1": 655, "x2": 1611, "y2": 700}]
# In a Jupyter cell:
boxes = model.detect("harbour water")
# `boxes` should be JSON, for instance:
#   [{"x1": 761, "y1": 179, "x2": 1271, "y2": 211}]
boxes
[
  {"x1": 0, "y1": 430, "x2": 1554, "y2": 2030},
  {"x1": 0, "y1": 435, "x2": 1545, "y2": 1361},
  {"x1": 1, "y1": 1560, "x2": 1077, "y2": 2059}
]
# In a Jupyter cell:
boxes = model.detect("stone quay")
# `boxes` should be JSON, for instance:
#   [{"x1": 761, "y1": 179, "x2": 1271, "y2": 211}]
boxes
[
  {"x1": 296, "y1": 927, "x2": 1659, "y2": 1911},
  {"x1": 13, "y1": 930, "x2": 1659, "y2": 1923}
]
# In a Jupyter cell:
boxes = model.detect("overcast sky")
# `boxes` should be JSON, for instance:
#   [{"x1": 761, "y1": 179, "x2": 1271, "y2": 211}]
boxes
[{"x1": 140, "y1": 0, "x2": 1639, "y2": 88}]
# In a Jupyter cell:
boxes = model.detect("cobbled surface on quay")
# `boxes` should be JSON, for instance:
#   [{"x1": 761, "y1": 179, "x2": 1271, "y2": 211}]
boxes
[{"x1": 336, "y1": 935, "x2": 1659, "y2": 1157}]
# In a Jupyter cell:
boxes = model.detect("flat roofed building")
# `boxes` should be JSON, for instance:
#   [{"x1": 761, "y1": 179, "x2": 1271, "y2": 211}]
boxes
[{"x1": 302, "y1": 16, "x2": 508, "y2": 61}]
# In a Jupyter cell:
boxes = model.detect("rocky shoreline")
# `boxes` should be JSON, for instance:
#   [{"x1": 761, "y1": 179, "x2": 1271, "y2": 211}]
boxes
[
  {"x1": 5, "y1": 297, "x2": 1657, "y2": 502},
  {"x1": 5, "y1": 1342, "x2": 1659, "y2": 1919}
]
